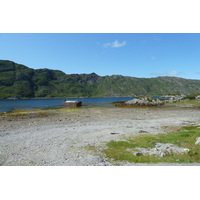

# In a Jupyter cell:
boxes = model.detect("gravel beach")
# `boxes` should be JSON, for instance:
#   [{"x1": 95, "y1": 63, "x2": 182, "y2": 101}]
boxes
[{"x1": 0, "y1": 106, "x2": 200, "y2": 166}]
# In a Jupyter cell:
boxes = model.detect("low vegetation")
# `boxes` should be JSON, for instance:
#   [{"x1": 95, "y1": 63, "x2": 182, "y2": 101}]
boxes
[
  {"x1": 166, "y1": 100, "x2": 200, "y2": 108},
  {"x1": 102, "y1": 126, "x2": 200, "y2": 163},
  {"x1": 184, "y1": 93, "x2": 200, "y2": 100},
  {"x1": 0, "y1": 107, "x2": 78, "y2": 118}
]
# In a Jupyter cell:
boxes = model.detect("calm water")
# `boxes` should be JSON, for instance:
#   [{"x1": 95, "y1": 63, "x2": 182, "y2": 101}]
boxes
[{"x1": 0, "y1": 97, "x2": 134, "y2": 113}]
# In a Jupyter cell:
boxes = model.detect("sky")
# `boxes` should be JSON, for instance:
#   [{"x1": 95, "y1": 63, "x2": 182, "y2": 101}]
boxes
[{"x1": 0, "y1": 33, "x2": 200, "y2": 80}]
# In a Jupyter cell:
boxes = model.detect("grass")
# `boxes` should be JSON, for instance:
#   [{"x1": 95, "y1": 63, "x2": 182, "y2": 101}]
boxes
[
  {"x1": 0, "y1": 109, "x2": 35, "y2": 117},
  {"x1": 102, "y1": 126, "x2": 200, "y2": 164},
  {"x1": 166, "y1": 100, "x2": 200, "y2": 108},
  {"x1": 0, "y1": 107, "x2": 80, "y2": 118},
  {"x1": 56, "y1": 108, "x2": 79, "y2": 113}
]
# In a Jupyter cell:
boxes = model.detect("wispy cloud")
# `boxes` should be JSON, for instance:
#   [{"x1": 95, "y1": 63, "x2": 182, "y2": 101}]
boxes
[
  {"x1": 163, "y1": 70, "x2": 181, "y2": 76},
  {"x1": 103, "y1": 40, "x2": 127, "y2": 48},
  {"x1": 151, "y1": 70, "x2": 181, "y2": 77},
  {"x1": 151, "y1": 56, "x2": 156, "y2": 60}
]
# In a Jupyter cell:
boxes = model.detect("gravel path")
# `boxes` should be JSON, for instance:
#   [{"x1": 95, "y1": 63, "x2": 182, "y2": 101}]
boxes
[{"x1": 0, "y1": 106, "x2": 200, "y2": 166}]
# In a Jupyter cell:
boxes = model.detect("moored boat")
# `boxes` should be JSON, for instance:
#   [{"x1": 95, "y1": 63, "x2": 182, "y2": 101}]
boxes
[{"x1": 63, "y1": 100, "x2": 82, "y2": 107}]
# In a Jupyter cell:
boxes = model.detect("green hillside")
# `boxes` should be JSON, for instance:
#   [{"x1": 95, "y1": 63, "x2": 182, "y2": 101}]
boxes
[{"x1": 1, "y1": 60, "x2": 200, "y2": 99}]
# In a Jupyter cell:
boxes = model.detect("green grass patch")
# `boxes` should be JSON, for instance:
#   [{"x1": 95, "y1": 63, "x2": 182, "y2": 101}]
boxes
[
  {"x1": 56, "y1": 108, "x2": 79, "y2": 113},
  {"x1": 0, "y1": 109, "x2": 53, "y2": 118},
  {"x1": 102, "y1": 126, "x2": 200, "y2": 164},
  {"x1": 166, "y1": 100, "x2": 200, "y2": 107},
  {"x1": 181, "y1": 126, "x2": 200, "y2": 130},
  {"x1": 0, "y1": 107, "x2": 79, "y2": 118}
]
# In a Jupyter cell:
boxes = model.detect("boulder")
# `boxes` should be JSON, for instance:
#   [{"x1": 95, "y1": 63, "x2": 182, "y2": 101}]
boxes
[
  {"x1": 164, "y1": 95, "x2": 185, "y2": 103},
  {"x1": 124, "y1": 97, "x2": 164, "y2": 106}
]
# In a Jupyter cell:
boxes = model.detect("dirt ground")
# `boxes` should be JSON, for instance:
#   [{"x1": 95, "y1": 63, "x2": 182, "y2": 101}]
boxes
[{"x1": 0, "y1": 106, "x2": 200, "y2": 166}]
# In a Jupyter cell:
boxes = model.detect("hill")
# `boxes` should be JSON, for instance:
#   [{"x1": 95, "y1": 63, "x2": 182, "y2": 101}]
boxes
[{"x1": 1, "y1": 60, "x2": 200, "y2": 98}]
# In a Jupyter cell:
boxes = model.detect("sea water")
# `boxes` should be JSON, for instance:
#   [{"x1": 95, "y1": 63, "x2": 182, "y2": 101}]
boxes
[{"x1": 0, "y1": 97, "x2": 134, "y2": 113}]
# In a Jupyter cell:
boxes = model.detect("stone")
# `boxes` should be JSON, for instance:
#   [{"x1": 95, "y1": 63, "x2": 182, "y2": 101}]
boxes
[
  {"x1": 195, "y1": 137, "x2": 200, "y2": 145},
  {"x1": 128, "y1": 142, "x2": 190, "y2": 158},
  {"x1": 196, "y1": 95, "x2": 200, "y2": 100},
  {"x1": 164, "y1": 95, "x2": 185, "y2": 103},
  {"x1": 134, "y1": 152, "x2": 143, "y2": 156},
  {"x1": 183, "y1": 148, "x2": 190, "y2": 153},
  {"x1": 160, "y1": 150, "x2": 169, "y2": 157},
  {"x1": 139, "y1": 130, "x2": 149, "y2": 133},
  {"x1": 155, "y1": 143, "x2": 163, "y2": 148},
  {"x1": 111, "y1": 132, "x2": 120, "y2": 135}
]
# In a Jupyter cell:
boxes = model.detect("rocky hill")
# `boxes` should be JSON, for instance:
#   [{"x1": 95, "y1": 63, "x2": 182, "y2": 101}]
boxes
[{"x1": 1, "y1": 60, "x2": 200, "y2": 98}]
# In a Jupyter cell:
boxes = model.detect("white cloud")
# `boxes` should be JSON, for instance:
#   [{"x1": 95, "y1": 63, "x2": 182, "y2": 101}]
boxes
[
  {"x1": 151, "y1": 70, "x2": 181, "y2": 77},
  {"x1": 103, "y1": 40, "x2": 127, "y2": 48},
  {"x1": 163, "y1": 70, "x2": 181, "y2": 76}
]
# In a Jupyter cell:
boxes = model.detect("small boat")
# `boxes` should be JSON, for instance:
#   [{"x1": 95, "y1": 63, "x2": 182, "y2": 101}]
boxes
[{"x1": 63, "y1": 100, "x2": 82, "y2": 107}]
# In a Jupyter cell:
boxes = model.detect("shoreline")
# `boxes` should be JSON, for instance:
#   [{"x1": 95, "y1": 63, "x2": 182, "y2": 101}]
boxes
[{"x1": 0, "y1": 106, "x2": 200, "y2": 166}]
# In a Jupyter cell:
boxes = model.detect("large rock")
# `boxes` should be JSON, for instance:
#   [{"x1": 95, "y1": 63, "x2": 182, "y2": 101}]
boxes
[
  {"x1": 124, "y1": 97, "x2": 164, "y2": 106},
  {"x1": 164, "y1": 95, "x2": 185, "y2": 103}
]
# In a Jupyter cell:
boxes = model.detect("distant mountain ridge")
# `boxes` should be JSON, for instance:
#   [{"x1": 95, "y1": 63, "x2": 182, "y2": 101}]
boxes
[{"x1": 1, "y1": 60, "x2": 200, "y2": 98}]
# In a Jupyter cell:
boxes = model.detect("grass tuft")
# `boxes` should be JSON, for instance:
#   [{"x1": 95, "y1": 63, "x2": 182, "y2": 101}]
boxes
[{"x1": 166, "y1": 100, "x2": 200, "y2": 108}]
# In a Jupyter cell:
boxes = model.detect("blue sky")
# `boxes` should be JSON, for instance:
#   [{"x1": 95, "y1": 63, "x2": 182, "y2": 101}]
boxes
[{"x1": 0, "y1": 33, "x2": 200, "y2": 80}]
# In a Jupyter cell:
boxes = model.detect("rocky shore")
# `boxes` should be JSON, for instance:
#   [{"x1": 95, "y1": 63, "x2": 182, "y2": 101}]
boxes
[
  {"x1": 114, "y1": 94, "x2": 200, "y2": 107},
  {"x1": 0, "y1": 105, "x2": 200, "y2": 166},
  {"x1": 124, "y1": 97, "x2": 164, "y2": 106}
]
